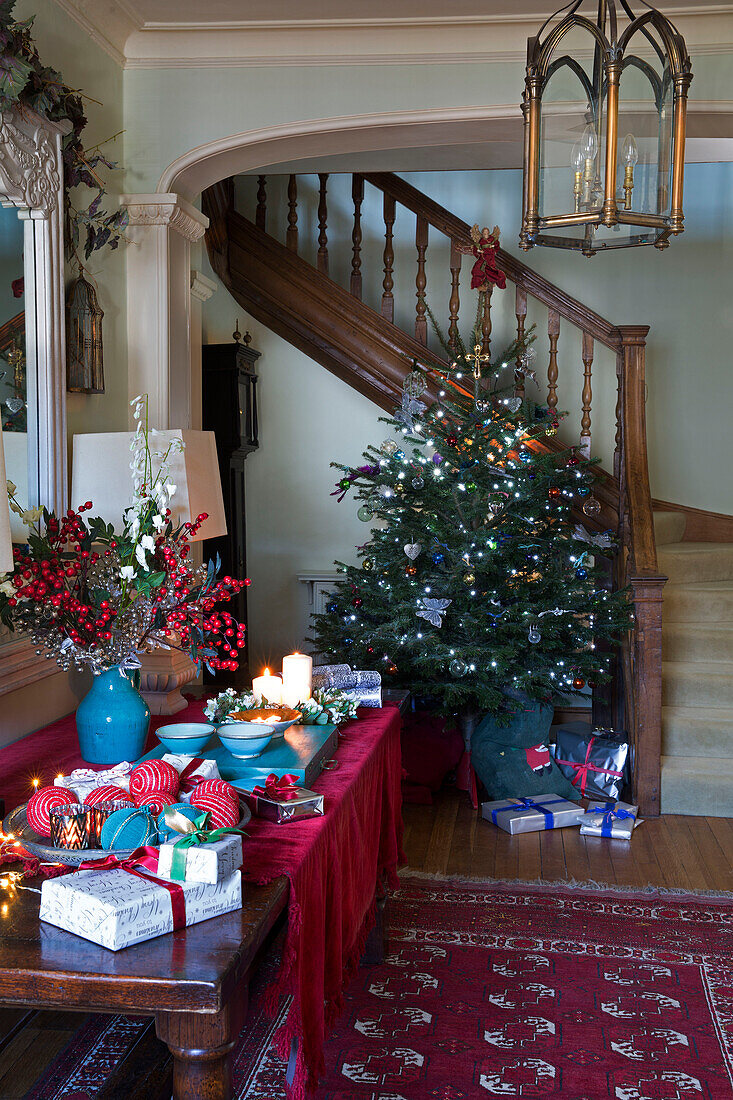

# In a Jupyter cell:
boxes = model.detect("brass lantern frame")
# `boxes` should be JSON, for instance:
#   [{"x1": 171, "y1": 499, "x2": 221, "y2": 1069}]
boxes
[{"x1": 520, "y1": 0, "x2": 693, "y2": 256}]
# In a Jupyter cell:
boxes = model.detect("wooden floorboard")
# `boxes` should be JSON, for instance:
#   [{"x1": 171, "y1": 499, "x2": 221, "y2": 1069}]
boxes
[{"x1": 403, "y1": 787, "x2": 733, "y2": 892}]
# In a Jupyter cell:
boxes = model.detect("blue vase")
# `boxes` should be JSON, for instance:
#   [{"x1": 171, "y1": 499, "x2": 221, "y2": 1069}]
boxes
[{"x1": 76, "y1": 666, "x2": 151, "y2": 765}]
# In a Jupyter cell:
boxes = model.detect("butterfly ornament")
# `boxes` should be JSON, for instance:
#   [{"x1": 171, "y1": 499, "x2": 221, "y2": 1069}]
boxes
[{"x1": 416, "y1": 597, "x2": 452, "y2": 628}]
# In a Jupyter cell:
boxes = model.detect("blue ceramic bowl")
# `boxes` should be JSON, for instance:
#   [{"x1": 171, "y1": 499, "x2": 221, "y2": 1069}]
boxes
[
  {"x1": 217, "y1": 721, "x2": 275, "y2": 759},
  {"x1": 155, "y1": 722, "x2": 216, "y2": 756}
]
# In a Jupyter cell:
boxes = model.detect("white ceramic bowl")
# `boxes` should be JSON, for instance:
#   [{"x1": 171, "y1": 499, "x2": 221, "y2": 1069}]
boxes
[{"x1": 217, "y1": 720, "x2": 275, "y2": 759}]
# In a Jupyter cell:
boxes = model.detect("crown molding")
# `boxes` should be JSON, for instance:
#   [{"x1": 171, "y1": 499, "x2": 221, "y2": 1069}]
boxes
[{"x1": 53, "y1": 2, "x2": 733, "y2": 69}]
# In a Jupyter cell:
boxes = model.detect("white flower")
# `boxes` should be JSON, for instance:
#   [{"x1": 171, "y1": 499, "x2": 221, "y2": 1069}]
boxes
[
  {"x1": 5, "y1": 480, "x2": 16, "y2": 495},
  {"x1": 152, "y1": 514, "x2": 166, "y2": 532},
  {"x1": 140, "y1": 534, "x2": 155, "y2": 552},
  {"x1": 120, "y1": 565, "x2": 136, "y2": 581},
  {"x1": 135, "y1": 543, "x2": 150, "y2": 571},
  {"x1": 21, "y1": 507, "x2": 43, "y2": 525},
  {"x1": 163, "y1": 481, "x2": 177, "y2": 499},
  {"x1": 0, "y1": 580, "x2": 14, "y2": 597}
]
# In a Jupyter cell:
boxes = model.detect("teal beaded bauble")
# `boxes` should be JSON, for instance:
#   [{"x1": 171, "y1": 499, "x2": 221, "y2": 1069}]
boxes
[
  {"x1": 100, "y1": 807, "x2": 158, "y2": 850},
  {"x1": 156, "y1": 802, "x2": 200, "y2": 842}
]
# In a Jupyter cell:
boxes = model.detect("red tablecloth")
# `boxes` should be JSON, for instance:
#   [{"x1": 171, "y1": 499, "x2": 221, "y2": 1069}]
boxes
[{"x1": 0, "y1": 699, "x2": 405, "y2": 1099}]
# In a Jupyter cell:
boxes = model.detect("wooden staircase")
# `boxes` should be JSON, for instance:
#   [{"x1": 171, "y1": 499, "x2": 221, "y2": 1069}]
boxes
[{"x1": 203, "y1": 171, "x2": 665, "y2": 816}]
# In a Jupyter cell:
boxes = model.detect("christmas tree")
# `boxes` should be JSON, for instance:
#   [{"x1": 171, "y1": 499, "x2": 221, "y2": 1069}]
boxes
[{"x1": 313, "y1": 294, "x2": 631, "y2": 717}]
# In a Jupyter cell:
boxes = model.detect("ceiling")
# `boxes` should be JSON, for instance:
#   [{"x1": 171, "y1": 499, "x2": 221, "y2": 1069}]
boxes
[{"x1": 121, "y1": 0, "x2": 733, "y2": 22}]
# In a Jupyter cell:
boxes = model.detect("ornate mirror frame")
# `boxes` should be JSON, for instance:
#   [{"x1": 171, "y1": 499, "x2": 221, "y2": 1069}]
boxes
[{"x1": 0, "y1": 105, "x2": 69, "y2": 694}]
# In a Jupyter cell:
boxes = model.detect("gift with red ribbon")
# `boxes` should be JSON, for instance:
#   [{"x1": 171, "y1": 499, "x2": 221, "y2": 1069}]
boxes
[
  {"x1": 242, "y1": 774, "x2": 324, "y2": 824},
  {"x1": 38, "y1": 844, "x2": 242, "y2": 950},
  {"x1": 552, "y1": 724, "x2": 628, "y2": 801}
]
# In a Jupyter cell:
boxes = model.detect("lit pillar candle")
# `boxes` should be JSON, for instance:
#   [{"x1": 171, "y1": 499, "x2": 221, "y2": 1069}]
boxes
[
  {"x1": 252, "y1": 668, "x2": 283, "y2": 704},
  {"x1": 282, "y1": 652, "x2": 313, "y2": 708}
]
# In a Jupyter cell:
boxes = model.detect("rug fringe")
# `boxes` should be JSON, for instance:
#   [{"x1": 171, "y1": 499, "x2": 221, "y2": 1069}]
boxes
[{"x1": 398, "y1": 869, "x2": 733, "y2": 901}]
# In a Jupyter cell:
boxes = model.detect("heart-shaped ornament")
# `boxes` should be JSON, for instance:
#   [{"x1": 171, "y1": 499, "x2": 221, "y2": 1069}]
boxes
[
  {"x1": 404, "y1": 543, "x2": 422, "y2": 560},
  {"x1": 5, "y1": 397, "x2": 24, "y2": 414},
  {"x1": 506, "y1": 398, "x2": 522, "y2": 413}
]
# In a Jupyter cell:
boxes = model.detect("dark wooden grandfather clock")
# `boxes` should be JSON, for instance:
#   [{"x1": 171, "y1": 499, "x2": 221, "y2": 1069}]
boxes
[{"x1": 202, "y1": 324, "x2": 261, "y2": 685}]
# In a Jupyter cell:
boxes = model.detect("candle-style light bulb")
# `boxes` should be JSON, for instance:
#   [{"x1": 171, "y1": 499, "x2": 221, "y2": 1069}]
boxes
[
  {"x1": 621, "y1": 133, "x2": 638, "y2": 208},
  {"x1": 571, "y1": 140, "x2": 584, "y2": 211},
  {"x1": 580, "y1": 125, "x2": 598, "y2": 206}
]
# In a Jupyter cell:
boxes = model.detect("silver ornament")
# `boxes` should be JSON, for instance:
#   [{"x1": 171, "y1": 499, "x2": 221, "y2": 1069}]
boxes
[
  {"x1": 505, "y1": 397, "x2": 522, "y2": 414},
  {"x1": 404, "y1": 543, "x2": 422, "y2": 560},
  {"x1": 528, "y1": 625, "x2": 541, "y2": 644},
  {"x1": 416, "y1": 597, "x2": 452, "y2": 628},
  {"x1": 449, "y1": 657, "x2": 468, "y2": 678},
  {"x1": 411, "y1": 475, "x2": 424, "y2": 490},
  {"x1": 380, "y1": 439, "x2": 398, "y2": 457},
  {"x1": 403, "y1": 370, "x2": 427, "y2": 400},
  {"x1": 582, "y1": 496, "x2": 602, "y2": 518}
]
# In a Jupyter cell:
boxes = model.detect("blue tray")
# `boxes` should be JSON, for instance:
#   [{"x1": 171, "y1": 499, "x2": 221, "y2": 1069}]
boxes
[{"x1": 144, "y1": 724, "x2": 339, "y2": 790}]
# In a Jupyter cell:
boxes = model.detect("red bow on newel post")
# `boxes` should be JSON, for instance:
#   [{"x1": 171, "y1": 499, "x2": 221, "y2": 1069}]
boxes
[{"x1": 252, "y1": 774, "x2": 301, "y2": 802}]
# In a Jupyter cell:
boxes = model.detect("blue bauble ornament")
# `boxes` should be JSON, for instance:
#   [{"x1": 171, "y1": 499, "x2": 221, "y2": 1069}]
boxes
[
  {"x1": 101, "y1": 807, "x2": 157, "y2": 850},
  {"x1": 432, "y1": 551, "x2": 445, "y2": 565},
  {"x1": 394, "y1": 450, "x2": 405, "y2": 461},
  {"x1": 327, "y1": 601, "x2": 339, "y2": 614},
  {"x1": 576, "y1": 567, "x2": 588, "y2": 579},
  {"x1": 156, "y1": 802, "x2": 200, "y2": 842},
  {"x1": 576, "y1": 486, "x2": 590, "y2": 497}
]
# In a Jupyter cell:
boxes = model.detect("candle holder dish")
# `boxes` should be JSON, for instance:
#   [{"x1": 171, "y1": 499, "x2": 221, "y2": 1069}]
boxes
[
  {"x1": 2, "y1": 799, "x2": 251, "y2": 866},
  {"x1": 217, "y1": 721, "x2": 275, "y2": 759},
  {"x1": 154, "y1": 722, "x2": 216, "y2": 756},
  {"x1": 225, "y1": 707, "x2": 302, "y2": 740}
]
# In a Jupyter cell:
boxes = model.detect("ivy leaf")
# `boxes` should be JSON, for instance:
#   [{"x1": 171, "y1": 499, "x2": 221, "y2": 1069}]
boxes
[{"x1": 0, "y1": 54, "x2": 32, "y2": 101}]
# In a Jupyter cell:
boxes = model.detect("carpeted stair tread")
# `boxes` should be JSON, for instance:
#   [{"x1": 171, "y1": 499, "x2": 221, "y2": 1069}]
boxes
[
  {"x1": 653, "y1": 511, "x2": 687, "y2": 545},
  {"x1": 662, "y1": 622, "x2": 733, "y2": 662},
  {"x1": 662, "y1": 580, "x2": 733, "y2": 622},
  {"x1": 657, "y1": 542, "x2": 733, "y2": 584},
  {"x1": 662, "y1": 705, "x2": 733, "y2": 757},
  {"x1": 661, "y1": 753, "x2": 733, "y2": 816},
  {"x1": 663, "y1": 660, "x2": 733, "y2": 707}
]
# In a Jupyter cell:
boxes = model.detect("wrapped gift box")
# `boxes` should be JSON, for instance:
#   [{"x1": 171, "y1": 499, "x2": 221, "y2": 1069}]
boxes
[
  {"x1": 312, "y1": 667, "x2": 382, "y2": 707},
  {"x1": 552, "y1": 724, "x2": 628, "y2": 801},
  {"x1": 481, "y1": 794, "x2": 586, "y2": 835},
  {"x1": 240, "y1": 785, "x2": 324, "y2": 824},
  {"x1": 580, "y1": 800, "x2": 639, "y2": 841},
  {"x1": 156, "y1": 833, "x2": 242, "y2": 884},
  {"x1": 40, "y1": 866, "x2": 242, "y2": 950},
  {"x1": 54, "y1": 762, "x2": 133, "y2": 802},
  {"x1": 160, "y1": 755, "x2": 221, "y2": 800}
]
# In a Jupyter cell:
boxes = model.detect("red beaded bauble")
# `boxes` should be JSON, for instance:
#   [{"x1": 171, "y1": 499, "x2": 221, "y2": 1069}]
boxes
[
  {"x1": 573, "y1": 676, "x2": 586, "y2": 690},
  {"x1": 548, "y1": 487, "x2": 561, "y2": 500},
  {"x1": 84, "y1": 785, "x2": 133, "y2": 807},
  {"x1": 447, "y1": 435, "x2": 458, "y2": 448},
  {"x1": 136, "y1": 791, "x2": 177, "y2": 816},
  {"x1": 27, "y1": 786, "x2": 77, "y2": 837},
  {"x1": 189, "y1": 789, "x2": 239, "y2": 828},
  {"x1": 128, "y1": 760, "x2": 180, "y2": 800},
  {"x1": 192, "y1": 778, "x2": 238, "y2": 802}
]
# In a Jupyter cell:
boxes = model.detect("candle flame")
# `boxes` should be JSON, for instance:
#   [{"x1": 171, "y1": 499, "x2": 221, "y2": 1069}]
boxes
[
  {"x1": 32, "y1": 778, "x2": 40, "y2": 790},
  {"x1": 263, "y1": 667, "x2": 270, "y2": 676}
]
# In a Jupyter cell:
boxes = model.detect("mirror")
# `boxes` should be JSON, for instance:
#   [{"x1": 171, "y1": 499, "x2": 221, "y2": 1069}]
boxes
[{"x1": 0, "y1": 203, "x2": 36, "y2": 539}]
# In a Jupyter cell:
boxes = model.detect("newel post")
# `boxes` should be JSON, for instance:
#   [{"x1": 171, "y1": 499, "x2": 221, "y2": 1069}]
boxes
[{"x1": 618, "y1": 325, "x2": 666, "y2": 817}]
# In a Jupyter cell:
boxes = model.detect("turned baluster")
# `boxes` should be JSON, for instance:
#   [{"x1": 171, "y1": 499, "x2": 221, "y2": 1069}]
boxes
[
  {"x1": 615, "y1": 355, "x2": 623, "y2": 483},
  {"x1": 415, "y1": 214, "x2": 429, "y2": 345},
  {"x1": 448, "y1": 242, "x2": 461, "y2": 351},
  {"x1": 481, "y1": 288, "x2": 493, "y2": 357},
  {"x1": 350, "y1": 174, "x2": 364, "y2": 300},
  {"x1": 317, "y1": 173, "x2": 329, "y2": 276},
  {"x1": 580, "y1": 331, "x2": 594, "y2": 457},
  {"x1": 256, "y1": 176, "x2": 267, "y2": 231},
  {"x1": 547, "y1": 310, "x2": 560, "y2": 411},
  {"x1": 381, "y1": 193, "x2": 396, "y2": 323},
  {"x1": 514, "y1": 286, "x2": 528, "y2": 398},
  {"x1": 286, "y1": 175, "x2": 298, "y2": 253}
]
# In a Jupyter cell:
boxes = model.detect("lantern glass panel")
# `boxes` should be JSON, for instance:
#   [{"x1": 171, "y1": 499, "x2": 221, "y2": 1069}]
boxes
[{"x1": 538, "y1": 24, "x2": 607, "y2": 245}]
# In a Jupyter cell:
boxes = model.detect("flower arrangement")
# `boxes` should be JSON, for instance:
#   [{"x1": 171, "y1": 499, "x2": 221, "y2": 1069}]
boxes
[
  {"x1": 204, "y1": 686, "x2": 358, "y2": 727},
  {"x1": 0, "y1": 395, "x2": 247, "y2": 673}
]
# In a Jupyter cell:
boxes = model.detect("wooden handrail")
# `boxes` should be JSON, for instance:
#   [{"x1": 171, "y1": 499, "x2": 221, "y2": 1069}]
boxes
[{"x1": 362, "y1": 172, "x2": 623, "y2": 351}]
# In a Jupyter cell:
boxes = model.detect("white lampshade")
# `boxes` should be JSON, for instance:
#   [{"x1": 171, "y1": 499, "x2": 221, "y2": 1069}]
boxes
[
  {"x1": 0, "y1": 420, "x2": 13, "y2": 572},
  {"x1": 71, "y1": 429, "x2": 227, "y2": 542}
]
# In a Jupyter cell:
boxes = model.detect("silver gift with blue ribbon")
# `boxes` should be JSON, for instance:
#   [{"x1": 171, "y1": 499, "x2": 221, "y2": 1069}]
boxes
[
  {"x1": 481, "y1": 793, "x2": 586, "y2": 834},
  {"x1": 580, "y1": 799, "x2": 639, "y2": 841}
]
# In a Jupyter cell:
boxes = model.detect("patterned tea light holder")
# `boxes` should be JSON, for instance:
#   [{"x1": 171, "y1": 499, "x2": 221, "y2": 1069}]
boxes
[
  {"x1": 49, "y1": 803, "x2": 95, "y2": 850},
  {"x1": 88, "y1": 800, "x2": 132, "y2": 847}
]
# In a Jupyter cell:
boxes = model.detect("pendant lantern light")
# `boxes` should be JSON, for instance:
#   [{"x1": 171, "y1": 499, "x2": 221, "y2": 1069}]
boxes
[{"x1": 520, "y1": 0, "x2": 693, "y2": 256}]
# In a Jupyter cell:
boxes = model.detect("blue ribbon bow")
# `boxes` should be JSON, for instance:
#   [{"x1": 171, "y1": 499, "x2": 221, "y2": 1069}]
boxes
[
  {"x1": 587, "y1": 806, "x2": 636, "y2": 837},
  {"x1": 491, "y1": 796, "x2": 565, "y2": 828}
]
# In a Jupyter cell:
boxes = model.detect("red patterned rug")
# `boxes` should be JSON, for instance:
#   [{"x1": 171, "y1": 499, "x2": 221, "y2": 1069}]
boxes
[{"x1": 26, "y1": 877, "x2": 733, "y2": 1099}]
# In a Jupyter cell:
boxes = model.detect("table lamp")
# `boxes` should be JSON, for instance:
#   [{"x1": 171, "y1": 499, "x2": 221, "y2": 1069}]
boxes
[
  {"x1": 0, "y1": 420, "x2": 14, "y2": 573},
  {"x1": 71, "y1": 429, "x2": 228, "y2": 713}
]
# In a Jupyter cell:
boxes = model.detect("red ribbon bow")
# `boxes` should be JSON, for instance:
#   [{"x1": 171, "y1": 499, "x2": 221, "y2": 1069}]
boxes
[
  {"x1": 178, "y1": 757, "x2": 206, "y2": 794},
  {"x1": 252, "y1": 773, "x2": 301, "y2": 802},
  {"x1": 555, "y1": 736, "x2": 623, "y2": 796},
  {"x1": 78, "y1": 846, "x2": 186, "y2": 931}
]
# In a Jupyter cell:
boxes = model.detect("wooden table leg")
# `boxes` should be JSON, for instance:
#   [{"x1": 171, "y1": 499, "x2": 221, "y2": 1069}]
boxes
[{"x1": 156, "y1": 990, "x2": 247, "y2": 1100}]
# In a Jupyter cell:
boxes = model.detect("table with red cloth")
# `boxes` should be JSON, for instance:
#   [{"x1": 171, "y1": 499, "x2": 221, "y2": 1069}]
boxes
[{"x1": 0, "y1": 698, "x2": 405, "y2": 1099}]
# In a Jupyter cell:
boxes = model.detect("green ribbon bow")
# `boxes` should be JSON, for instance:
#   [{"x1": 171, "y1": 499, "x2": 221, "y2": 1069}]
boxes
[{"x1": 163, "y1": 806, "x2": 245, "y2": 881}]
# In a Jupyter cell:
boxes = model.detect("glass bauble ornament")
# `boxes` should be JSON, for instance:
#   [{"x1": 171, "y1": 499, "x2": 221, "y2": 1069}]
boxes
[
  {"x1": 432, "y1": 453, "x2": 443, "y2": 466},
  {"x1": 362, "y1": 557, "x2": 374, "y2": 571},
  {"x1": 475, "y1": 397, "x2": 491, "y2": 414},
  {"x1": 357, "y1": 505, "x2": 373, "y2": 522},
  {"x1": 338, "y1": 477, "x2": 351, "y2": 491},
  {"x1": 327, "y1": 602, "x2": 339, "y2": 614},
  {"x1": 566, "y1": 447, "x2": 579, "y2": 467},
  {"x1": 449, "y1": 658, "x2": 468, "y2": 678},
  {"x1": 352, "y1": 597, "x2": 363, "y2": 608},
  {"x1": 394, "y1": 450, "x2": 405, "y2": 461},
  {"x1": 582, "y1": 497, "x2": 602, "y2": 517},
  {"x1": 528, "y1": 624, "x2": 541, "y2": 643},
  {"x1": 548, "y1": 487, "x2": 561, "y2": 500},
  {"x1": 467, "y1": 482, "x2": 478, "y2": 493},
  {"x1": 463, "y1": 572, "x2": 475, "y2": 585},
  {"x1": 447, "y1": 435, "x2": 458, "y2": 447},
  {"x1": 412, "y1": 475, "x2": 424, "y2": 490},
  {"x1": 576, "y1": 485, "x2": 590, "y2": 497},
  {"x1": 380, "y1": 439, "x2": 398, "y2": 457},
  {"x1": 573, "y1": 676, "x2": 586, "y2": 689},
  {"x1": 576, "y1": 567, "x2": 587, "y2": 579},
  {"x1": 546, "y1": 424, "x2": 558, "y2": 437}
]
